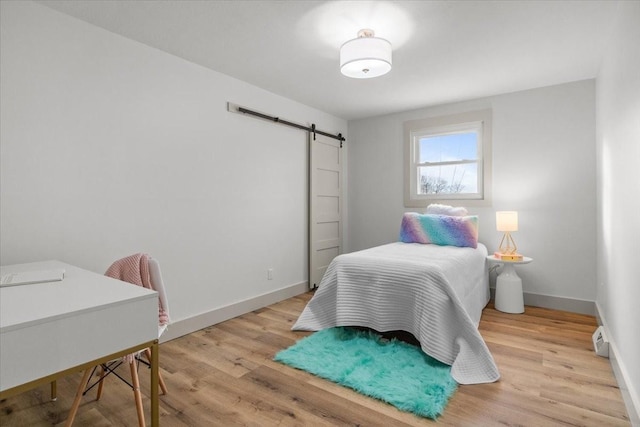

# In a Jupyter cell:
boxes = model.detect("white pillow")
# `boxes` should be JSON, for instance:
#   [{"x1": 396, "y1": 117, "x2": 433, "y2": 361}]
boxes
[{"x1": 425, "y1": 203, "x2": 468, "y2": 216}]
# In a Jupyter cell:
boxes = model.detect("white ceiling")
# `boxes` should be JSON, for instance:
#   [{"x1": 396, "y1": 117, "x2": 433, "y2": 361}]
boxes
[{"x1": 38, "y1": 0, "x2": 620, "y2": 121}]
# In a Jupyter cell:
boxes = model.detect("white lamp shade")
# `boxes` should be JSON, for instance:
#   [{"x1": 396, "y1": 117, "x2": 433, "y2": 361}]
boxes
[
  {"x1": 496, "y1": 211, "x2": 518, "y2": 232},
  {"x1": 340, "y1": 35, "x2": 392, "y2": 79}
]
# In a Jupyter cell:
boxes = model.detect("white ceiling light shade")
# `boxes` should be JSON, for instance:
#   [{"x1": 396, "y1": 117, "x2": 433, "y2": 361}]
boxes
[{"x1": 340, "y1": 29, "x2": 392, "y2": 79}]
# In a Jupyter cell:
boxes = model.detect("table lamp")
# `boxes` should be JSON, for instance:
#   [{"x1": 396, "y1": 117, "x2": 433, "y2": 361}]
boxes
[{"x1": 495, "y1": 211, "x2": 523, "y2": 261}]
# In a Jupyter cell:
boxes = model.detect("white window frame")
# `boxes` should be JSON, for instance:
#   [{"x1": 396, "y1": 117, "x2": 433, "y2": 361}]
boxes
[{"x1": 404, "y1": 109, "x2": 492, "y2": 208}]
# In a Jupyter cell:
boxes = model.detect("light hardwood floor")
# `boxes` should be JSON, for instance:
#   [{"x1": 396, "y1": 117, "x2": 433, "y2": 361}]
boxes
[{"x1": 0, "y1": 292, "x2": 630, "y2": 426}]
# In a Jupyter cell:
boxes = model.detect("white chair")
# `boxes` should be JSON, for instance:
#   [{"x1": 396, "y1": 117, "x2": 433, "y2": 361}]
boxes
[{"x1": 65, "y1": 256, "x2": 170, "y2": 427}]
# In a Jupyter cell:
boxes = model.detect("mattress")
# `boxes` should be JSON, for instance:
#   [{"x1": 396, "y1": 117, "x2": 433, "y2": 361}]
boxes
[{"x1": 293, "y1": 242, "x2": 500, "y2": 384}]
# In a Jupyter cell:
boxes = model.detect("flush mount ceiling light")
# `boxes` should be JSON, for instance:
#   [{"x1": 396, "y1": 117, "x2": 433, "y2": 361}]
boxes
[{"x1": 340, "y1": 29, "x2": 392, "y2": 79}]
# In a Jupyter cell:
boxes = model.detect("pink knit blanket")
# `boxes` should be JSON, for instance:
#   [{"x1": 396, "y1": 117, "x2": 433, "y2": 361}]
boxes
[{"x1": 105, "y1": 253, "x2": 169, "y2": 326}]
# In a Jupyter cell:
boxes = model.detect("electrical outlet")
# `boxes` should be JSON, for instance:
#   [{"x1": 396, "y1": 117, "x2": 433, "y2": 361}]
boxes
[{"x1": 267, "y1": 268, "x2": 273, "y2": 280}]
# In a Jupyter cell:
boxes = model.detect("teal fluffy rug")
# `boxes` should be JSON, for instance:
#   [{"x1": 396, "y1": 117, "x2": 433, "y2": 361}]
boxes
[{"x1": 274, "y1": 327, "x2": 457, "y2": 419}]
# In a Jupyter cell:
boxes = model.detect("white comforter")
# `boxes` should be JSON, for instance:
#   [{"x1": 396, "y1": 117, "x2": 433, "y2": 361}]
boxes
[{"x1": 293, "y1": 242, "x2": 500, "y2": 384}]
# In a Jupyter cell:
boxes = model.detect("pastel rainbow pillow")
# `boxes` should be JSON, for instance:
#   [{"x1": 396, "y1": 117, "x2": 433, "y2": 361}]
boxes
[{"x1": 399, "y1": 212, "x2": 479, "y2": 248}]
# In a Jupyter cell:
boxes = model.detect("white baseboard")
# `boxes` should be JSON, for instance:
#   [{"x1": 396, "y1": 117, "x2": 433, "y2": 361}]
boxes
[
  {"x1": 160, "y1": 281, "x2": 309, "y2": 343},
  {"x1": 489, "y1": 288, "x2": 595, "y2": 315},
  {"x1": 595, "y1": 302, "x2": 640, "y2": 427},
  {"x1": 522, "y1": 292, "x2": 595, "y2": 315}
]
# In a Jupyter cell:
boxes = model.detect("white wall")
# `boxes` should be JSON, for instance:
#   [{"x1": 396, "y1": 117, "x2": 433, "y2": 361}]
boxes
[
  {"x1": 0, "y1": 1, "x2": 346, "y2": 331},
  {"x1": 596, "y1": 1, "x2": 640, "y2": 422},
  {"x1": 347, "y1": 80, "x2": 597, "y2": 307}
]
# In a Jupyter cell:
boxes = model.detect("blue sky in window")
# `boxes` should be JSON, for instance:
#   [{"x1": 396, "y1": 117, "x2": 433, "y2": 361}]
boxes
[
  {"x1": 418, "y1": 132, "x2": 478, "y2": 193},
  {"x1": 419, "y1": 132, "x2": 477, "y2": 163}
]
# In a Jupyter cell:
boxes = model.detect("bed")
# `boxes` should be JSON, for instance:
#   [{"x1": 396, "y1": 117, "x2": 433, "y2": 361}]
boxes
[{"x1": 292, "y1": 240, "x2": 500, "y2": 385}]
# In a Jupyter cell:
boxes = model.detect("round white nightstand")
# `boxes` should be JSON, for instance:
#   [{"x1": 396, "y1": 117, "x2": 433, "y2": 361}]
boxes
[{"x1": 486, "y1": 256, "x2": 533, "y2": 314}]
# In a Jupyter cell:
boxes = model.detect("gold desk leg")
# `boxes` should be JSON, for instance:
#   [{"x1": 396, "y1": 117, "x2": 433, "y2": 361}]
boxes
[{"x1": 151, "y1": 340, "x2": 159, "y2": 427}]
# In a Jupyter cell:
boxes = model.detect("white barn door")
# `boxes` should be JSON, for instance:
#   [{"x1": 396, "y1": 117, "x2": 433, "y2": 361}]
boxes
[{"x1": 309, "y1": 133, "x2": 343, "y2": 289}]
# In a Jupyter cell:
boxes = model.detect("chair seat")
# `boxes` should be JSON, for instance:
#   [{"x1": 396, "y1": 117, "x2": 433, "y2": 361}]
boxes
[{"x1": 158, "y1": 324, "x2": 168, "y2": 338}]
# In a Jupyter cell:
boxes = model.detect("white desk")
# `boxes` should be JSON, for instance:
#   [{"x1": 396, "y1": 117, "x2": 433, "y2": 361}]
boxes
[{"x1": 0, "y1": 260, "x2": 160, "y2": 426}]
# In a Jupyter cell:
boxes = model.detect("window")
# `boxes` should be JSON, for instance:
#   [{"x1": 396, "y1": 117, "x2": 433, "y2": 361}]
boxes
[{"x1": 404, "y1": 109, "x2": 492, "y2": 207}]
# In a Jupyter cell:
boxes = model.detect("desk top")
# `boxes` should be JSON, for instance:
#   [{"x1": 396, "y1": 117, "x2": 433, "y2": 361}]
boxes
[{"x1": 0, "y1": 260, "x2": 157, "y2": 333}]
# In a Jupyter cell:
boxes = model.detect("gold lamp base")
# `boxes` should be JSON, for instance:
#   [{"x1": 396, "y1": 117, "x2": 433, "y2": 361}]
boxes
[{"x1": 495, "y1": 231, "x2": 523, "y2": 260}]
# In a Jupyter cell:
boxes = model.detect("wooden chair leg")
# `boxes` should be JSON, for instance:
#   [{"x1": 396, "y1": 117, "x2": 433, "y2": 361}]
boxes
[
  {"x1": 129, "y1": 361, "x2": 145, "y2": 427},
  {"x1": 96, "y1": 364, "x2": 106, "y2": 400},
  {"x1": 64, "y1": 368, "x2": 92, "y2": 427},
  {"x1": 144, "y1": 348, "x2": 168, "y2": 395},
  {"x1": 50, "y1": 380, "x2": 57, "y2": 401}
]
